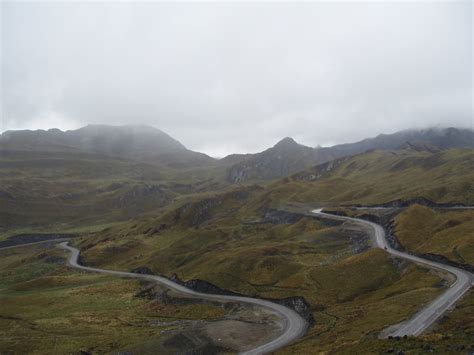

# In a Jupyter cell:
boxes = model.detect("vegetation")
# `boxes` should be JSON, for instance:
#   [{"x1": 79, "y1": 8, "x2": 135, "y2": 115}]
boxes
[
  {"x1": 394, "y1": 205, "x2": 474, "y2": 264},
  {"x1": 1, "y1": 138, "x2": 473, "y2": 353},
  {"x1": 0, "y1": 244, "x2": 231, "y2": 354},
  {"x1": 263, "y1": 148, "x2": 474, "y2": 207}
]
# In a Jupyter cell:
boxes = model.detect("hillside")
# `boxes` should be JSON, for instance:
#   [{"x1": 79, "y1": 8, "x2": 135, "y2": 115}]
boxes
[
  {"x1": 0, "y1": 149, "x2": 227, "y2": 232},
  {"x1": 225, "y1": 137, "x2": 329, "y2": 182},
  {"x1": 0, "y1": 125, "x2": 229, "y2": 232},
  {"x1": 72, "y1": 185, "x2": 450, "y2": 353},
  {"x1": 0, "y1": 124, "x2": 216, "y2": 168},
  {"x1": 261, "y1": 148, "x2": 474, "y2": 208},
  {"x1": 1, "y1": 142, "x2": 473, "y2": 352},
  {"x1": 394, "y1": 205, "x2": 474, "y2": 265},
  {"x1": 225, "y1": 127, "x2": 474, "y2": 183}
]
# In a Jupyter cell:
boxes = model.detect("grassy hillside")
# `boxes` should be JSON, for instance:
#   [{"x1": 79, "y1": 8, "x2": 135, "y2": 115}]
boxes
[
  {"x1": 260, "y1": 148, "x2": 474, "y2": 208},
  {"x1": 0, "y1": 244, "x2": 232, "y2": 353},
  {"x1": 394, "y1": 205, "x2": 474, "y2": 265},
  {"x1": 0, "y1": 149, "x2": 229, "y2": 233},
  {"x1": 0, "y1": 243, "x2": 289, "y2": 354},
  {"x1": 2, "y1": 146, "x2": 473, "y2": 352},
  {"x1": 73, "y1": 189, "x2": 453, "y2": 352}
]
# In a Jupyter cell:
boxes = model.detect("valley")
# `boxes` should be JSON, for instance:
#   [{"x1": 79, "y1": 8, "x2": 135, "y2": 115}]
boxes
[{"x1": 0, "y1": 125, "x2": 473, "y2": 354}]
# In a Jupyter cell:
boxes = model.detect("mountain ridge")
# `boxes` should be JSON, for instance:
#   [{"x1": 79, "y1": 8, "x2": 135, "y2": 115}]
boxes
[
  {"x1": 225, "y1": 127, "x2": 474, "y2": 183},
  {"x1": 0, "y1": 124, "x2": 215, "y2": 168}
]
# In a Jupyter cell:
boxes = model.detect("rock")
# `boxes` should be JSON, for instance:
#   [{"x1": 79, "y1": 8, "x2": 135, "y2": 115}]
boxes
[
  {"x1": 261, "y1": 209, "x2": 305, "y2": 224},
  {"x1": 417, "y1": 253, "x2": 474, "y2": 273},
  {"x1": 174, "y1": 198, "x2": 222, "y2": 227},
  {"x1": 168, "y1": 274, "x2": 315, "y2": 327},
  {"x1": 270, "y1": 296, "x2": 315, "y2": 326},
  {"x1": 170, "y1": 274, "x2": 242, "y2": 297},
  {"x1": 351, "y1": 197, "x2": 466, "y2": 208},
  {"x1": 131, "y1": 266, "x2": 154, "y2": 275}
]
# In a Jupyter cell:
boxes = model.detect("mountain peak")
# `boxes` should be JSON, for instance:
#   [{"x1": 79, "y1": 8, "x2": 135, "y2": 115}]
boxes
[{"x1": 273, "y1": 137, "x2": 300, "y2": 149}]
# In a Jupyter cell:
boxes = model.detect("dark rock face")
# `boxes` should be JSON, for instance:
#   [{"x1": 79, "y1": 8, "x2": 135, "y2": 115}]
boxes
[
  {"x1": 131, "y1": 266, "x2": 154, "y2": 275},
  {"x1": 346, "y1": 212, "x2": 405, "y2": 251},
  {"x1": 351, "y1": 211, "x2": 474, "y2": 272},
  {"x1": 226, "y1": 137, "x2": 323, "y2": 183},
  {"x1": 418, "y1": 253, "x2": 474, "y2": 273},
  {"x1": 227, "y1": 128, "x2": 474, "y2": 183},
  {"x1": 169, "y1": 274, "x2": 243, "y2": 297},
  {"x1": 350, "y1": 197, "x2": 468, "y2": 208},
  {"x1": 383, "y1": 220, "x2": 405, "y2": 251},
  {"x1": 270, "y1": 296, "x2": 315, "y2": 326},
  {"x1": 174, "y1": 198, "x2": 222, "y2": 227},
  {"x1": 246, "y1": 209, "x2": 342, "y2": 227},
  {"x1": 261, "y1": 209, "x2": 305, "y2": 224},
  {"x1": 169, "y1": 274, "x2": 314, "y2": 327}
]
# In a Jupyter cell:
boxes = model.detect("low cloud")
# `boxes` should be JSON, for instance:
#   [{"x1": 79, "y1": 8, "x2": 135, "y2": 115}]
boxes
[{"x1": 1, "y1": 1, "x2": 472, "y2": 156}]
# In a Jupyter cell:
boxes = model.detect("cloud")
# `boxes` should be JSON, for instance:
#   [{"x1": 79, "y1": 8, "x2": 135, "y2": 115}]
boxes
[{"x1": 1, "y1": 1, "x2": 472, "y2": 156}]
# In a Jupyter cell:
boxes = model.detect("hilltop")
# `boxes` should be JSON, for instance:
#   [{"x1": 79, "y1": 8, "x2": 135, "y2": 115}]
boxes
[
  {"x1": 225, "y1": 127, "x2": 474, "y2": 183},
  {"x1": 0, "y1": 124, "x2": 215, "y2": 168}
]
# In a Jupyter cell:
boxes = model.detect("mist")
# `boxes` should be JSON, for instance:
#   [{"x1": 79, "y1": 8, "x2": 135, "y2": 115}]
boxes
[{"x1": 1, "y1": 1, "x2": 472, "y2": 156}]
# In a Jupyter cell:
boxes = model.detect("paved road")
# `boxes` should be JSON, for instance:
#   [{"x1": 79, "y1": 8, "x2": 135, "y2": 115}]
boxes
[
  {"x1": 58, "y1": 242, "x2": 307, "y2": 354},
  {"x1": 0, "y1": 238, "x2": 71, "y2": 250},
  {"x1": 311, "y1": 209, "x2": 473, "y2": 337}
]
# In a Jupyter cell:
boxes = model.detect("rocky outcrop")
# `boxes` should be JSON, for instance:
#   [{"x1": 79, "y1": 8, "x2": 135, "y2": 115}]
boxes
[
  {"x1": 226, "y1": 137, "x2": 330, "y2": 183},
  {"x1": 174, "y1": 198, "x2": 222, "y2": 227},
  {"x1": 383, "y1": 220, "x2": 404, "y2": 251},
  {"x1": 347, "y1": 212, "x2": 405, "y2": 251},
  {"x1": 253, "y1": 209, "x2": 342, "y2": 227},
  {"x1": 131, "y1": 266, "x2": 154, "y2": 275},
  {"x1": 268, "y1": 296, "x2": 315, "y2": 326},
  {"x1": 136, "y1": 273, "x2": 315, "y2": 328},
  {"x1": 351, "y1": 211, "x2": 474, "y2": 271},
  {"x1": 417, "y1": 253, "x2": 474, "y2": 273},
  {"x1": 169, "y1": 274, "x2": 243, "y2": 297},
  {"x1": 261, "y1": 209, "x2": 305, "y2": 224},
  {"x1": 349, "y1": 197, "x2": 468, "y2": 208}
]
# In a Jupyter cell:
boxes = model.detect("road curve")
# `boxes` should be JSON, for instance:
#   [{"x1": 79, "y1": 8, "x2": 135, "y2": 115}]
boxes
[
  {"x1": 311, "y1": 209, "x2": 473, "y2": 337},
  {"x1": 58, "y1": 242, "x2": 307, "y2": 354}
]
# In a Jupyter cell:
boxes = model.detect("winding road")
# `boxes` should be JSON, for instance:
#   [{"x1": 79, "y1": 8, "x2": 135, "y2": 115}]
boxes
[
  {"x1": 2, "y1": 207, "x2": 472, "y2": 352},
  {"x1": 57, "y1": 242, "x2": 308, "y2": 354},
  {"x1": 311, "y1": 208, "x2": 473, "y2": 337}
]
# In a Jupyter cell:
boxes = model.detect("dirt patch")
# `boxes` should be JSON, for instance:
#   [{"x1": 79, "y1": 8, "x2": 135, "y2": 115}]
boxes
[{"x1": 205, "y1": 319, "x2": 282, "y2": 352}]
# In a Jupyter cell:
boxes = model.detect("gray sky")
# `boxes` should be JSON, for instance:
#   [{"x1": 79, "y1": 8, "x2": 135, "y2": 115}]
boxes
[{"x1": 1, "y1": 1, "x2": 472, "y2": 157}]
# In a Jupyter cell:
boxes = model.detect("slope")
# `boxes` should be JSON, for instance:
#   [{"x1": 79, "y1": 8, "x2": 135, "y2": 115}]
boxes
[
  {"x1": 262, "y1": 148, "x2": 474, "y2": 208},
  {"x1": 225, "y1": 127, "x2": 474, "y2": 183}
]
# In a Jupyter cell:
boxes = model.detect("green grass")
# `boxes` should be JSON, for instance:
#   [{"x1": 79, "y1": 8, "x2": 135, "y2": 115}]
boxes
[
  {"x1": 76, "y1": 208, "x2": 451, "y2": 353},
  {"x1": 394, "y1": 205, "x2": 474, "y2": 264},
  {"x1": 2, "y1": 148, "x2": 473, "y2": 353},
  {"x1": 0, "y1": 245, "x2": 229, "y2": 354},
  {"x1": 261, "y1": 149, "x2": 474, "y2": 208}
]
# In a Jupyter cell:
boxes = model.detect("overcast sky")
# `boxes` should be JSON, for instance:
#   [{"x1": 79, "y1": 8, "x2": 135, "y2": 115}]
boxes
[{"x1": 1, "y1": 1, "x2": 472, "y2": 156}]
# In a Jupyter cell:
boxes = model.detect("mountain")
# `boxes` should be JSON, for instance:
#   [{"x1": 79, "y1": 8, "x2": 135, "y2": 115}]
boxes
[
  {"x1": 324, "y1": 127, "x2": 474, "y2": 156},
  {"x1": 225, "y1": 127, "x2": 474, "y2": 183},
  {"x1": 226, "y1": 137, "x2": 327, "y2": 182},
  {"x1": 264, "y1": 148, "x2": 474, "y2": 207},
  {"x1": 70, "y1": 146, "x2": 474, "y2": 354},
  {"x1": 0, "y1": 125, "x2": 223, "y2": 230},
  {"x1": 0, "y1": 124, "x2": 215, "y2": 168}
]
